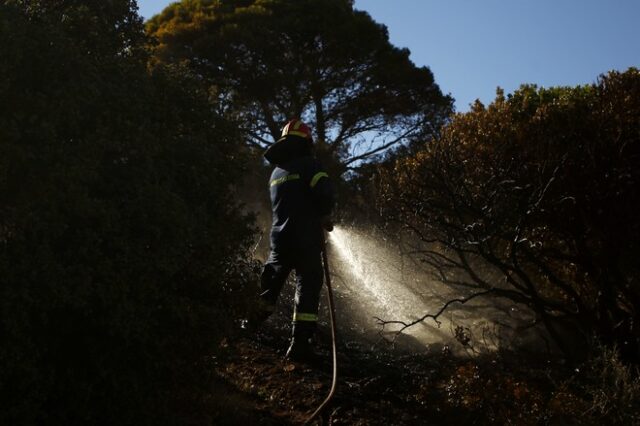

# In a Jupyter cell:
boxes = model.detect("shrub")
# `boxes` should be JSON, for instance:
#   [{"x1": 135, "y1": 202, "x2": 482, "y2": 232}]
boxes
[
  {"x1": 379, "y1": 69, "x2": 640, "y2": 360},
  {"x1": 0, "y1": 2, "x2": 255, "y2": 424}
]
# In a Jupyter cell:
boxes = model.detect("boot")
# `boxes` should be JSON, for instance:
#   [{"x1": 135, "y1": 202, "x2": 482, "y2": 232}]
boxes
[
  {"x1": 285, "y1": 323, "x2": 322, "y2": 364},
  {"x1": 243, "y1": 298, "x2": 275, "y2": 332}
]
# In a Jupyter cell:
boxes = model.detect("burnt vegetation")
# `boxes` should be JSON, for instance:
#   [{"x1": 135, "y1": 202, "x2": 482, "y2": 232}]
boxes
[
  {"x1": 377, "y1": 72, "x2": 640, "y2": 363},
  {"x1": 1, "y1": 0, "x2": 639, "y2": 424}
]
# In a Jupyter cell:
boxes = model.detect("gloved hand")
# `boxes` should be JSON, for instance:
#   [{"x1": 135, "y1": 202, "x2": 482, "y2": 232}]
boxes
[{"x1": 321, "y1": 216, "x2": 334, "y2": 232}]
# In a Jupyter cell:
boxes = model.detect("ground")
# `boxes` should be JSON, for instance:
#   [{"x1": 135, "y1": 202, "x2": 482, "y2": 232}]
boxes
[{"x1": 206, "y1": 318, "x2": 632, "y2": 425}]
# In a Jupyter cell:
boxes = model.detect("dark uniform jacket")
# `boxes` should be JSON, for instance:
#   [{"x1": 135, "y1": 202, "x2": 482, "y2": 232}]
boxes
[{"x1": 264, "y1": 136, "x2": 334, "y2": 252}]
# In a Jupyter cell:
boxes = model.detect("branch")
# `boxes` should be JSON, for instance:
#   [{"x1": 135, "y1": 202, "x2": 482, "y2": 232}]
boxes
[
  {"x1": 374, "y1": 288, "x2": 506, "y2": 337},
  {"x1": 331, "y1": 121, "x2": 381, "y2": 153},
  {"x1": 258, "y1": 99, "x2": 281, "y2": 142},
  {"x1": 246, "y1": 131, "x2": 273, "y2": 148},
  {"x1": 343, "y1": 125, "x2": 419, "y2": 166}
]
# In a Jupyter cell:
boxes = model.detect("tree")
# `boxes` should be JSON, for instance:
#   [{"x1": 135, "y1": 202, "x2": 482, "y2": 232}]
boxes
[
  {"x1": 0, "y1": 1, "x2": 255, "y2": 424},
  {"x1": 146, "y1": 0, "x2": 453, "y2": 173},
  {"x1": 378, "y1": 69, "x2": 640, "y2": 360}
]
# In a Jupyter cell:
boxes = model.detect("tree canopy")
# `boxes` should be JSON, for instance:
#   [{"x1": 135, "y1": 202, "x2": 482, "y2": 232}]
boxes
[{"x1": 146, "y1": 0, "x2": 453, "y2": 172}]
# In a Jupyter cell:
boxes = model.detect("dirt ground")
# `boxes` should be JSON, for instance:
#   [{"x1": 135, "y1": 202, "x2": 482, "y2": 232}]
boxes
[{"x1": 206, "y1": 317, "x2": 626, "y2": 426}]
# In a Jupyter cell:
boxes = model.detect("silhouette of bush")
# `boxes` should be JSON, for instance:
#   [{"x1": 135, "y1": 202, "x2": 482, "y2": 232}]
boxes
[
  {"x1": 379, "y1": 69, "x2": 640, "y2": 361},
  {"x1": 561, "y1": 345, "x2": 640, "y2": 424},
  {"x1": 0, "y1": 2, "x2": 255, "y2": 424}
]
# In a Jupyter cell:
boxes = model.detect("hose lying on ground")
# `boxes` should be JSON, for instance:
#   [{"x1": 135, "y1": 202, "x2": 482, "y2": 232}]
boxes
[{"x1": 304, "y1": 234, "x2": 338, "y2": 425}]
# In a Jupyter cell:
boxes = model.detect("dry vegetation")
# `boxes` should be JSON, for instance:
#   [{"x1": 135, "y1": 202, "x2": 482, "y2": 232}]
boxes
[{"x1": 212, "y1": 325, "x2": 640, "y2": 425}]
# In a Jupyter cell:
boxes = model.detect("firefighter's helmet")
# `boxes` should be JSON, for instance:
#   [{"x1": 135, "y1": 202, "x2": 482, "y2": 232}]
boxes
[{"x1": 281, "y1": 119, "x2": 312, "y2": 141}]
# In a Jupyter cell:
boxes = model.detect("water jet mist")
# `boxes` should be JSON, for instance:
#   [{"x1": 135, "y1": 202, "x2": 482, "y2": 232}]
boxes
[
  {"x1": 327, "y1": 225, "x2": 455, "y2": 348},
  {"x1": 325, "y1": 225, "x2": 543, "y2": 354}
]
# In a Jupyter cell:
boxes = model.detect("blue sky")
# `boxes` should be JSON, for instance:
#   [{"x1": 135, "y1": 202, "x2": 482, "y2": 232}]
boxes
[{"x1": 137, "y1": 0, "x2": 639, "y2": 112}]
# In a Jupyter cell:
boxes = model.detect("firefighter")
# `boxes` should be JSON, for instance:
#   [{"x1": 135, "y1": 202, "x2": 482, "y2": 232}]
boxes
[{"x1": 260, "y1": 119, "x2": 334, "y2": 362}]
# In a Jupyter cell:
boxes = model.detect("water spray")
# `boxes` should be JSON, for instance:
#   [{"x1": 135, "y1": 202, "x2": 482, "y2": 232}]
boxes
[
  {"x1": 329, "y1": 226, "x2": 440, "y2": 342},
  {"x1": 327, "y1": 226, "x2": 534, "y2": 354}
]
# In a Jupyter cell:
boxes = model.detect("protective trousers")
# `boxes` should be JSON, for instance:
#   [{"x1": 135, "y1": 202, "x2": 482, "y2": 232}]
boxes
[{"x1": 260, "y1": 248, "x2": 324, "y2": 337}]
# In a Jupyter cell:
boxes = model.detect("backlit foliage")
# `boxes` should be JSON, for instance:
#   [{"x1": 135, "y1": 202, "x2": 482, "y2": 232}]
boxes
[
  {"x1": 380, "y1": 69, "x2": 640, "y2": 360},
  {"x1": 146, "y1": 0, "x2": 453, "y2": 173}
]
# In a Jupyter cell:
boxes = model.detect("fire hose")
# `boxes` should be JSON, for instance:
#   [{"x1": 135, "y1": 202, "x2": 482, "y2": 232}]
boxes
[{"x1": 304, "y1": 230, "x2": 338, "y2": 424}]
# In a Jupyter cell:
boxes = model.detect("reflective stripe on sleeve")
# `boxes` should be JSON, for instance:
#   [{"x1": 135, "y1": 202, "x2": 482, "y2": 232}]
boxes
[
  {"x1": 287, "y1": 130, "x2": 309, "y2": 138},
  {"x1": 293, "y1": 312, "x2": 318, "y2": 322},
  {"x1": 310, "y1": 172, "x2": 329, "y2": 188},
  {"x1": 270, "y1": 173, "x2": 301, "y2": 187}
]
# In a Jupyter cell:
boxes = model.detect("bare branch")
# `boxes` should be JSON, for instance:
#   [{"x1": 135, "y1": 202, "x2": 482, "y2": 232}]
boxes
[
  {"x1": 373, "y1": 288, "x2": 526, "y2": 337},
  {"x1": 343, "y1": 125, "x2": 420, "y2": 165}
]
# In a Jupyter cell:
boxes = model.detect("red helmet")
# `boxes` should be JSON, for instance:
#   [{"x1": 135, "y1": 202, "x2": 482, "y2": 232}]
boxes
[{"x1": 281, "y1": 119, "x2": 312, "y2": 140}]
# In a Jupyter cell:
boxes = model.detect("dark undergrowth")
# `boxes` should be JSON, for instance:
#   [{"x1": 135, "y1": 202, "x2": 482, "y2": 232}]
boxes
[{"x1": 210, "y1": 320, "x2": 640, "y2": 425}]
